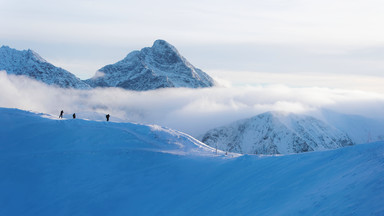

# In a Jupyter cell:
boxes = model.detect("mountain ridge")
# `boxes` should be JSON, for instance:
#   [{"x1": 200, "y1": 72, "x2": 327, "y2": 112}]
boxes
[
  {"x1": 0, "y1": 45, "x2": 90, "y2": 89},
  {"x1": 201, "y1": 111, "x2": 355, "y2": 155}
]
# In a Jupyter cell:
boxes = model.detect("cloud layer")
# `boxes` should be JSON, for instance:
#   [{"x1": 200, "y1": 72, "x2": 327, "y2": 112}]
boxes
[{"x1": 1, "y1": 71, "x2": 384, "y2": 136}]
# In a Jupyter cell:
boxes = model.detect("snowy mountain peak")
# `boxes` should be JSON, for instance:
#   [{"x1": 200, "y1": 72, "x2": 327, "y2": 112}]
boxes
[
  {"x1": 0, "y1": 45, "x2": 90, "y2": 89},
  {"x1": 201, "y1": 112, "x2": 354, "y2": 155},
  {"x1": 0, "y1": 45, "x2": 10, "y2": 50},
  {"x1": 141, "y1": 39, "x2": 184, "y2": 65},
  {"x1": 0, "y1": 45, "x2": 12, "y2": 50},
  {"x1": 152, "y1": 39, "x2": 177, "y2": 52},
  {"x1": 86, "y1": 40, "x2": 215, "y2": 91},
  {"x1": 0, "y1": 46, "x2": 46, "y2": 63},
  {"x1": 25, "y1": 49, "x2": 47, "y2": 63}
]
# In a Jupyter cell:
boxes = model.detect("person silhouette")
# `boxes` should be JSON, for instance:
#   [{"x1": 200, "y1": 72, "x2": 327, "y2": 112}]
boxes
[
  {"x1": 73, "y1": 113, "x2": 76, "y2": 119},
  {"x1": 106, "y1": 114, "x2": 110, "y2": 122},
  {"x1": 59, "y1": 110, "x2": 64, "y2": 118}
]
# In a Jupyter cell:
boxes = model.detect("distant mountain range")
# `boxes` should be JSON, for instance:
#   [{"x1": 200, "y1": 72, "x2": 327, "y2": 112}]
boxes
[
  {"x1": 0, "y1": 40, "x2": 215, "y2": 90},
  {"x1": 2, "y1": 42, "x2": 383, "y2": 156}
]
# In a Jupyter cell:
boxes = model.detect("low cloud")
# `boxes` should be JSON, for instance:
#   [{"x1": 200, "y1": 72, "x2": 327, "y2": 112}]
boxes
[{"x1": 1, "y1": 71, "x2": 384, "y2": 136}]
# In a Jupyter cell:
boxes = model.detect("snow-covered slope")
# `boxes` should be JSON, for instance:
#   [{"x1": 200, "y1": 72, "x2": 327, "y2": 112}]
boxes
[
  {"x1": 0, "y1": 108, "x2": 383, "y2": 215},
  {"x1": 85, "y1": 40, "x2": 215, "y2": 90},
  {"x1": 0, "y1": 46, "x2": 90, "y2": 89},
  {"x1": 0, "y1": 108, "x2": 221, "y2": 157},
  {"x1": 201, "y1": 112, "x2": 354, "y2": 155}
]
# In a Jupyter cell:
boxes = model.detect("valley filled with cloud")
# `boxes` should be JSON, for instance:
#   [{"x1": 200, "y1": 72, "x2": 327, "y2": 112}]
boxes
[{"x1": 2, "y1": 71, "x2": 383, "y2": 137}]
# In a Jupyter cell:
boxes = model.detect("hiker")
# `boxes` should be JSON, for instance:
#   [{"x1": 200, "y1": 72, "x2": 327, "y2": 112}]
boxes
[
  {"x1": 106, "y1": 114, "x2": 110, "y2": 122},
  {"x1": 59, "y1": 110, "x2": 64, "y2": 118},
  {"x1": 73, "y1": 113, "x2": 76, "y2": 119}
]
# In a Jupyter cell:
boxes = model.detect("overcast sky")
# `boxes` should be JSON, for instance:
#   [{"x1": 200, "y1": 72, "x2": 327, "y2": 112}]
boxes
[{"x1": 1, "y1": 0, "x2": 384, "y2": 91}]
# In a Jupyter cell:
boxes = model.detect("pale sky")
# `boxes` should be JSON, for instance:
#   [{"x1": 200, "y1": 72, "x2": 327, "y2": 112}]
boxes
[{"x1": 1, "y1": 0, "x2": 384, "y2": 91}]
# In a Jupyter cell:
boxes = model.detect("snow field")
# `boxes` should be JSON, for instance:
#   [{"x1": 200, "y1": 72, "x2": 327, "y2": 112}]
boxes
[{"x1": 0, "y1": 108, "x2": 383, "y2": 215}]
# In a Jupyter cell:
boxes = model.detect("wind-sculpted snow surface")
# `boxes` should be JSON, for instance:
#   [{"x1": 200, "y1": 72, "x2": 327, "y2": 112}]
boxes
[
  {"x1": 0, "y1": 46, "x2": 90, "y2": 89},
  {"x1": 0, "y1": 108, "x2": 383, "y2": 215},
  {"x1": 85, "y1": 40, "x2": 215, "y2": 90},
  {"x1": 201, "y1": 112, "x2": 354, "y2": 155}
]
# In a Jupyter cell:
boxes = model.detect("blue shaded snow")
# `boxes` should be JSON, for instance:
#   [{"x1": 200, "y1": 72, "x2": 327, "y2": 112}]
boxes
[{"x1": 0, "y1": 108, "x2": 383, "y2": 215}]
